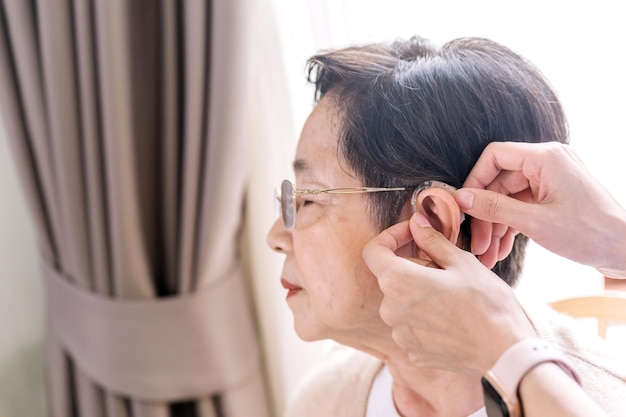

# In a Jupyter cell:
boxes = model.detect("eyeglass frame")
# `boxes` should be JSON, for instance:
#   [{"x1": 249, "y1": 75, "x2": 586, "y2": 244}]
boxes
[{"x1": 276, "y1": 179, "x2": 457, "y2": 230}]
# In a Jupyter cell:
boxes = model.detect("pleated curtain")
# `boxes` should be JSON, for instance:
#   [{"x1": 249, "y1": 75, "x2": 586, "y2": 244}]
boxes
[{"x1": 0, "y1": 0, "x2": 271, "y2": 416}]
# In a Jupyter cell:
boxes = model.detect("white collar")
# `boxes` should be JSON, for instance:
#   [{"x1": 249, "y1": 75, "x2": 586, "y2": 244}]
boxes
[{"x1": 366, "y1": 366, "x2": 488, "y2": 417}]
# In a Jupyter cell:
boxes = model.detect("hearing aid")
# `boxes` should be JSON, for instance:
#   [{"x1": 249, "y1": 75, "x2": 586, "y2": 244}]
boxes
[
  {"x1": 407, "y1": 180, "x2": 466, "y2": 262},
  {"x1": 411, "y1": 180, "x2": 465, "y2": 225}
]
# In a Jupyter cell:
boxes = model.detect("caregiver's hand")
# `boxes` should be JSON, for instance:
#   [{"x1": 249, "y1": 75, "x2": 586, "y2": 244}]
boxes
[
  {"x1": 362, "y1": 213, "x2": 536, "y2": 375},
  {"x1": 456, "y1": 141, "x2": 626, "y2": 277}
]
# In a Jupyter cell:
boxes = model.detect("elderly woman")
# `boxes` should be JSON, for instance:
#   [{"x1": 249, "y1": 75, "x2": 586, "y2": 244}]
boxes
[{"x1": 266, "y1": 36, "x2": 626, "y2": 417}]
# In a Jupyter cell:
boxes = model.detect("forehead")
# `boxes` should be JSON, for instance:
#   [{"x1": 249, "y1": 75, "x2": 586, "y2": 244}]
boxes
[{"x1": 294, "y1": 95, "x2": 357, "y2": 183}]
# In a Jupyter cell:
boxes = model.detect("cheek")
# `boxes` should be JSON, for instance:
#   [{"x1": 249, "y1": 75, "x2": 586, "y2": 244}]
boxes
[
  {"x1": 309, "y1": 244, "x2": 382, "y2": 316},
  {"x1": 292, "y1": 217, "x2": 383, "y2": 315},
  {"x1": 354, "y1": 265, "x2": 384, "y2": 308}
]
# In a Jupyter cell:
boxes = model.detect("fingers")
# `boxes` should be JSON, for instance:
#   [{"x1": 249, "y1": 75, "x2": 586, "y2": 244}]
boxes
[
  {"x1": 498, "y1": 228, "x2": 517, "y2": 260},
  {"x1": 362, "y1": 220, "x2": 414, "y2": 277},
  {"x1": 457, "y1": 188, "x2": 530, "y2": 267},
  {"x1": 475, "y1": 225, "x2": 518, "y2": 269},
  {"x1": 408, "y1": 213, "x2": 466, "y2": 269},
  {"x1": 457, "y1": 142, "x2": 558, "y2": 260},
  {"x1": 462, "y1": 141, "x2": 559, "y2": 189},
  {"x1": 456, "y1": 188, "x2": 536, "y2": 231},
  {"x1": 468, "y1": 216, "x2": 492, "y2": 256},
  {"x1": 463, "y1": 142, "x2": 529, "y2": 188}
]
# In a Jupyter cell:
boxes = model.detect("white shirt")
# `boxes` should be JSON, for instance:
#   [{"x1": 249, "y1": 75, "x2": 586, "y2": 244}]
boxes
[{"x1": 366, "y1": 366, "x2": 487, "y2": 417}]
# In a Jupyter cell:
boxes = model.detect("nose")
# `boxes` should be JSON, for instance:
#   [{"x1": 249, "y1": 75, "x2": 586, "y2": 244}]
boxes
[{"x1": 266, "y1": 217, "x2": 292, "y2": 253}]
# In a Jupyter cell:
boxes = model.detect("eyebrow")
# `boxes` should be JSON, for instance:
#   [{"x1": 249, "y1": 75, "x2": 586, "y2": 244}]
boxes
[{"x1": 293, "y1": 158, "x2": 309, "y2": 173}]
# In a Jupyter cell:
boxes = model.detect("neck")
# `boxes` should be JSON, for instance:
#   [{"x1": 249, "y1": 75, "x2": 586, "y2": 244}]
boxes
[
  {"x1": 386, "y1": 356, "x2": 483, "y2": 417},
  {"x1": 333, "y1": 328, "x2": 483, "y2": 417}
]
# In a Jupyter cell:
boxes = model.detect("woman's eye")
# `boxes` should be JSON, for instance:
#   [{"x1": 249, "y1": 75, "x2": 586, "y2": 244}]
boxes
[
  {"x1": 295, "y1": 194, "x2": 328, "y2": 210},
  {"x1": 295, "y1": 199, "x2": 316, "y2": 211}
]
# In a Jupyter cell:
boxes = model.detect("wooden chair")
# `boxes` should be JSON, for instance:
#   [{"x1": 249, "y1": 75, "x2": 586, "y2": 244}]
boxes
[{"x1": 550, "y1": 291, "x2": 626, "y2": 339}]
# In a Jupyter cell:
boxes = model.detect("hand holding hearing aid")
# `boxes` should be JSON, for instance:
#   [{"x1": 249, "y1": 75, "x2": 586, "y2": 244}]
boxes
[
  {"x1": 456, "y1": 141, "x2": 626, "y2": 277},
  {"x1": 363, "y1": 178, "x2": 537, "y2": 375}
]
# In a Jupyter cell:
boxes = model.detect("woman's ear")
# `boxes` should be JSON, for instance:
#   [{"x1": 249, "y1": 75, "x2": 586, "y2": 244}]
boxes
[{"x1": 412, "y1": 186, "x2": 463, "y2": 243}]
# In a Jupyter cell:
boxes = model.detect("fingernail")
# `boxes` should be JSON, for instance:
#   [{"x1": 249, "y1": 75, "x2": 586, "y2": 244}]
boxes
[
  {"x1": 455, "y1": 189, "x2": 474, "y2": 210},
  {"x1": 412, "y1": 212, "x2": 432, "y2": 227}
]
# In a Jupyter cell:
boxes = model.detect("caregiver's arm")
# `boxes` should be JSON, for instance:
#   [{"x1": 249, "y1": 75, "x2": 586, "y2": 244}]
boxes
[
  {"x1": 363, "y1": 214, "x2": 535, "y2": 375},
  {"x1": 519, "y1": 362, "x2": 608, "y2": 417},
  {"x1": 363, "y1": 216, "x2": 609, "y2": 417}
]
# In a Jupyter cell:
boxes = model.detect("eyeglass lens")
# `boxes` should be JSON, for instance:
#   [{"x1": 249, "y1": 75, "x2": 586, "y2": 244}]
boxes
[{"x1": 281, "y1": 180, "x2": 295, "y2": 229}]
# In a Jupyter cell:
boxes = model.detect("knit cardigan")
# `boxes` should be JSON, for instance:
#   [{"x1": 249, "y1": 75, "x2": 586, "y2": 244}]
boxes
[{"x1": 284, "y1": 304, "x2": 626, "y2": 417}]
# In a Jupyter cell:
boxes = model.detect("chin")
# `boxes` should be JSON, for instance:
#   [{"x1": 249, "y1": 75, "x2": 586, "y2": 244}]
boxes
[{"x1": 293, "y1": 319, "x2": 328, "y2": 342}]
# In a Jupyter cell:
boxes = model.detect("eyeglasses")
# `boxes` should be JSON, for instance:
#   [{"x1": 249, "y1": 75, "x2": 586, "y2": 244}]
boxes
[
  {"x1": 275, "y1": 179, "x2": 456, "y2": 229},
  {"x1": 275, "y1": 180, "x2": 407, "y2": 229}
]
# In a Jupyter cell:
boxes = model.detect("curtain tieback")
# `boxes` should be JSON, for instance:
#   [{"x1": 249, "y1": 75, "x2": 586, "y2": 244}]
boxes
[{"x1": 43, "y1": 262, "x2": 260, "y2": 402}]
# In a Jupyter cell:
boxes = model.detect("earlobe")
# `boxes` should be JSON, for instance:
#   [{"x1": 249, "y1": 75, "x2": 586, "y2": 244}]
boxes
[{"x1": 412, "y1": 186, "x2": 463, "y2": 243}]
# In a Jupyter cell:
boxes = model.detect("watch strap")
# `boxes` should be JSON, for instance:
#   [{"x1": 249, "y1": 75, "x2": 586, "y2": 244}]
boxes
[{"x1": 485, "y1": 338, "x2": 581, "y2": 403}]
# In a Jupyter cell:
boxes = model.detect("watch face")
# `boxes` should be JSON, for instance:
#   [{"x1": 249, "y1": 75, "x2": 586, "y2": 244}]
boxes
[{"x1": 482, "y1": 377, "x2": 510, "y2": 417}]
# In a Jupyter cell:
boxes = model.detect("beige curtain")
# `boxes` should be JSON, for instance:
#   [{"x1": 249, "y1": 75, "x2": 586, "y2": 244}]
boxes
[{"x1": 0, "y1": 0, "x2": 270, "y2": 416}]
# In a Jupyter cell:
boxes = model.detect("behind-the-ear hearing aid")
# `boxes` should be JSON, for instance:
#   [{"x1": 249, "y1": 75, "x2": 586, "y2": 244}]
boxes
[
  {"x1": 411, "y1": 180, "x2": 465, "y2": 225},
  {"x1": 396, "y1": 180, "x2": 465, "y2": 261},
  {"x1": 407, "y1": 179, "x2": 466, "y2": 264}
]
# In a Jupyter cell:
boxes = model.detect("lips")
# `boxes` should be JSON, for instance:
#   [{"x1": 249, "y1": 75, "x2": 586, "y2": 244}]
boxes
[{"x1": 281, "y1": 278, "x2": 302, "y2": 299}]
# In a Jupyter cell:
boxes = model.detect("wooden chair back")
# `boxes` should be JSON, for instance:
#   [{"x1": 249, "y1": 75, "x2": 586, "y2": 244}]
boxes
[{"x1": 550, "y1": 291, "x2": 626, "y2": 339}]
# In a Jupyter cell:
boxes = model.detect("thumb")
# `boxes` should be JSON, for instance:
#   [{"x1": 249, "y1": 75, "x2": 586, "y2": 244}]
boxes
[
  {"x1": 455, "y1": 188, "x2": 535, "y2": 229},
  {"x1": 408, "y1": 213, "x2": 464, "y2": 269},
  {"x1": 362, "y1": 221, "x2": 414, "y2": 277}
]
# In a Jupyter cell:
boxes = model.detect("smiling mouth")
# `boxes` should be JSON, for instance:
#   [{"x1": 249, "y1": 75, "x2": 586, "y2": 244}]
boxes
[{"x1": 281, "y1": 279, "x2": 302, "y2": 299}]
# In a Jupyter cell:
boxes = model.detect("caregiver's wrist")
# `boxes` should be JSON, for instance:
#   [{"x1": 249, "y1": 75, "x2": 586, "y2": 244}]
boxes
[
  {"x1": 481, "y1": 333, "x2": 535, "y2": 375},
  {"x1": 482, "y1": 339, "x2": 580, "y2": 417},
  {"x1": 484, "y1": 312, "x2": 538, "y2": 372},
  {"x1": 596, "y1": 211, "x2": 626, "y2": 278}
]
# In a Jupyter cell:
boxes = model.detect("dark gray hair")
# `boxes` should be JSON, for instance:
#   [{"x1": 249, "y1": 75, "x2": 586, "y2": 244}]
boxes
[{"x1": 306, "y1": 36, "x2": 568, "y2": 286}]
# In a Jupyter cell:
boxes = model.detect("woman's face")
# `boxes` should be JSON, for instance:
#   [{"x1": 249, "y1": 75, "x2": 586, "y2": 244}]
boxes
[{"x1": 266, "y1": 95, "x2": 388, "y2": 342}]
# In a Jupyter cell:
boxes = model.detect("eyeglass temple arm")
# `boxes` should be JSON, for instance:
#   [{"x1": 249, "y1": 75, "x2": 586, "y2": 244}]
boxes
[{"x1": 293, "y1": 186, "x2": 407, "y2": 195}]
